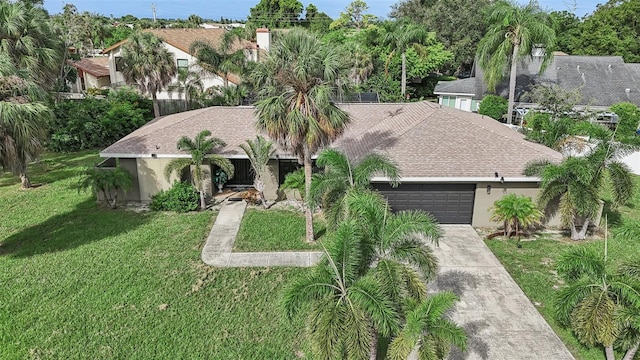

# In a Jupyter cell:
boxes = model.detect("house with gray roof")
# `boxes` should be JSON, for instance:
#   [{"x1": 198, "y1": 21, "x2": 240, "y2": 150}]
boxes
[
  {"x1": 434, "y1": 53, "x2": 640, "y2": 118},
  {"x1": 101, "y1": 101, "x2": 563, "y2": 226}
]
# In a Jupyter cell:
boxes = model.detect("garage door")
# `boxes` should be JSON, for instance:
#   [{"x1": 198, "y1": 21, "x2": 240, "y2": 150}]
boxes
[{"x1": 373, "y1": 183, "x2": 476, "y2": 224}]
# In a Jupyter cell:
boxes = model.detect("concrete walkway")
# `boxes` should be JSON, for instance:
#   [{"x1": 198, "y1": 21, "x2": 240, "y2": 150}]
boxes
[
  {"x1": 432, "y1": 225, "x2": 575, "y2": 360},
  {"x1": 201, "y1": 200, "x2": 323, "y2": 267}
]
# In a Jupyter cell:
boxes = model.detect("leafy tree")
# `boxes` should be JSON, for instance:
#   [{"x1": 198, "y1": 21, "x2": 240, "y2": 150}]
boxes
[
  {"x1": 391, "y1": 0, "x2": 491, "y2": 75},
  {"x1": 0, "y1": 58, "x2": 51, "y2": 188},
  {"x1": 0, "y1": 0, "x2": 61, "y2": 88},
  {"x1": 120, "y1": 31, "x2": 177, "y2": 118},
  {"x1": 478, "y1": 94, "x2": 508, "y2": 121},
  {"x1": 476, "y1": 0, "x2": 556, "y2": 124},
  {"x1": 610, "y1": 102, "x2": 640, "y2": 141},
  {"x1": 251, "y1": 28, "x2": 350, "y2": 242},
  {"x1": 555, "y1": 247, "x2": 640, "y2": 359},
  {"x1": 521, "y1": 84, "x2": 583, "y2": 121},
  {"x1": 549, "y1": 11, "x2": 582, "y2": 55},
  {"x1": 311, "y1": 148, "x2": 400, "y2": 228},
  {"x1": 78, "y1": 166, "x2": 133, "y2": 209},
  {"x1": 247, "y1": 0, "x2": 304, "y2": 29},
  {"x1": 490, "y1": 193, "x2": 543, "y2": 238},
  {"x1": 187, "y1": 14, "x2": 203, "y2": 27},
  {"x1": 164, "y1": 130, "x2": 234, "y2": 210},
  {"x1": 524, "y1": 142, "x2": 634, "y2": 240},
  {"x1": 330, "y1": 0, "x2": 377, "y2": 30},
  {"x1": 303, "y1": 4, "x2": 332, "y2": 33},
  {"x1": 190, "y1": 32, "x2": 247, "y2": 88},
  {"x1": 239, "y1": 135, "x2": 276, "y2": 208}
]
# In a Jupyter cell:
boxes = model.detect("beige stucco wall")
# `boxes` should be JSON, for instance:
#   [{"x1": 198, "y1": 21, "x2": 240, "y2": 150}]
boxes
[
  {"x1": 136, "y1": 158, "x2": 180, "y2": 202},
  {"x1": 472, "y1": 181, "x2": 561, "y2": 228},
  {"x1": 96, "y1": 158, "x2": 140, "y2": 203}
]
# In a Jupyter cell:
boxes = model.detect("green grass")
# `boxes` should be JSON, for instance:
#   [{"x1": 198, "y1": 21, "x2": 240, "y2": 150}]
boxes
[
  {"x1": 234, "y1": 208, "x2": 325, "y2": 252},
  {"x1": 485, "y1": 175, "x2": 640, "y2": 360},
  {"x1": 0, "y1": 152, "x2": 309, "y2": 359}
]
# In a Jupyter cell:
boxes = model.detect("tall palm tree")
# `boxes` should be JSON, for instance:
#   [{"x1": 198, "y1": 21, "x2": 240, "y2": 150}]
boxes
[
  {"x1": 525, "y1": 141, "x2": 634, "y2": 240},
  {"x1": 239, "y1": 135, "x2": 275, "y2": 208},
  {"x1": 167, "y1": 67, "x2": 204, "y2": 105},
  {"x1": 283, "y1": 221, "x2": 400, "y2": 360},
  {"x1": 388, "y1": 292, "x2": 467, "y2": 360},
  {"x1": 0, "y1": 1, "x2": 61, "y2": 88},
  {"x1": 164, "y1": 130, "x2": 234, "y2": 210},
  {"x1": 476, "y1": 0, "x2": 556, "y2": 124},
  {"x1": 555, "y1": 248, "x2": 640, "y2": 360},
  {"x1": 190, "y1": 32, "x2": 247, "y2": 88},
  {"x1": 311, "y1": 148, "x2": 400, "y2": 229},
  {"x1": 383, "y1": 20, "x2": 429, "y2": 98},
  {"x1": 120, "y1": 31, "x2": 177, "y2": 118},
  {"x1": 251, "y1": 28, "x2": 351, "y2": 242},
  {"x1": 0, "y1": 56, "x2": 51, "y2": 188}
]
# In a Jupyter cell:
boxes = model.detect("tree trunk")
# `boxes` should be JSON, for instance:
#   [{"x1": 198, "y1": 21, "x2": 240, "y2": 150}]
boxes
[
  {"x1": 110, "y1": 192, "x2": 118, "y2": 209},
  {"x1": 369, "y1": 329, "x2": 379, "y2": 360},
  {"x1": 605, "y1": 345, "x2": 615, "y2": 360},
  {"x1": 20, "y1": 173, "x2": 31, "y2": 189},
  {"x1": 571, "y1": 217, "x2": 590, "y2": 241},
  {"x1": 507, "y1": 43, "x2": 519, "y2": 125},
  {"x1": 623, "y1": 341, "x2": 639, "y2": 360},
  {"x1": 401, "y1": 51, "x2": 407, "y2": 99},
  {"x1": 200, "y1": 190, "x2": 206, "y2": 210},
  {"x1": 152, "y1": 92, "x2": 160, "y2": 118},
  {"x1": 303, "y1": 149, "x2": 315, "y2": 243}
]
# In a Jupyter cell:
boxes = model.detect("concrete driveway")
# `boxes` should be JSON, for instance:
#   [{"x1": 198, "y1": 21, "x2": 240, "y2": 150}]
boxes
[{"x1": 431, "y1": 225, "x2": 575, "y2": 360}]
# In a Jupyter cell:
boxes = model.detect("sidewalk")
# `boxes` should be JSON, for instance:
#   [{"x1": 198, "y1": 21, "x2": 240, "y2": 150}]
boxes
[{"x1": 201, "y1": 200, "x2": 323, "y2": 267}]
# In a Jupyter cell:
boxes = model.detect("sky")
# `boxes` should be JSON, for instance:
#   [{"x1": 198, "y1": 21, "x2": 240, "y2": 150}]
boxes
[{"x1": 43, "y1": 0, "x2": 604, "y2": 21}]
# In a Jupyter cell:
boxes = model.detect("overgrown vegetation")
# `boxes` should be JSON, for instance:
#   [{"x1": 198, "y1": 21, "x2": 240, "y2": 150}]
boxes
[
  {"x1": 478, "y1": 94, "x2": 508, "y2": 121},
  {"x1": 150, "y1": 181, "x2": 200, "y2": 213},
  {"x1": 49, "y1": 87, "x2": 153, "y2": 152}
]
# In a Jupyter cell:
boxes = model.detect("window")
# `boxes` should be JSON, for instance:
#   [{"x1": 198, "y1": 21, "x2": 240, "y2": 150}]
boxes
[
  {"x1": 442, "y1": 95, "x2": 456, "y2": 107},
  {"x1": 177, "y1": 59, "x2": 188, "y2": 71},
  {"x1": 115, "y1": 56, "x2": 124, "y2": 72}
]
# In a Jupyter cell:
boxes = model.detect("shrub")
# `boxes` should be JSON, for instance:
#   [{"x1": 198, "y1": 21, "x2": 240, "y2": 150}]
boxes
[
  {"x1": 150, "y1": 181, "x2": 199, "y2": 213},
  {"x1": 610, "y1": 102, "x2": 640, "y2": 141},
  {"x1": 478, "y1": 95, "x2": 508, "y2": 121}
]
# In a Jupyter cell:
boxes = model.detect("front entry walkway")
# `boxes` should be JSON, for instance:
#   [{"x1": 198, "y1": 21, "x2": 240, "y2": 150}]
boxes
[{"x1": 432, "y1": 225, "x2": 574, "y2": 360}]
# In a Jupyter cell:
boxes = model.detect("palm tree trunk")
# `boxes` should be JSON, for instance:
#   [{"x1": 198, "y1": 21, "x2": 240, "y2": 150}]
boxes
[
  {"x1": 152, "y1": 92, "x2": 161, "y2": 118},
  {"x1": 200, "y1": 190, "x2": 206, "y2": 210},
  {"x1": 507, "y1": 43, "x2": 519, "y2": 125},
  {"x1": 369, "y1": 328, "x2": 378, "y2": 360},
  {"x1": 303, "y1": 149, "x2": 315, "y2": 243},
  {"x1": 401, "y1": 52, "x2": 407, "y2": 99},
  {"x1": 605, "y1": 345, "x2": 615, "y2": 360},
  {"x1": 20, "y1": 173, "x2": 31, "y2": 189},
  {"x1": 573, "y1": 218, "x2": 590, "y2": 241},
  {"x1": 623, "y1": 341, "x2": 639, "y2": 360}
]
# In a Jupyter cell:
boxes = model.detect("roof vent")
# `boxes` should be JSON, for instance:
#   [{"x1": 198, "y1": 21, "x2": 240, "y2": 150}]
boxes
[
  {"x1": 581, "y1": 73, "x2": 586, "y2": 84},
  {"x1": 576, "y1": 65, "x2": 580, "y2": 73},
  {"x1": 626, "y1": 88, "x2": 631, "y2": 93},
  {"x1": 608, "y1": 64, "x2": 612, "y2": 70}
]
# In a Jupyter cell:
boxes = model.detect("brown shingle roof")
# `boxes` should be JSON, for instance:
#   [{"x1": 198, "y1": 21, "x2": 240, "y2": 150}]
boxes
[
  {"x1": 72, "y1": 57, "x2": 110, "y2": 77},
  {"x1": 102, "y1": 28, "x2": 256, "y2": 55},
  {"x1": 101, "y1": 102, "x2": 562, "y2": 178}
]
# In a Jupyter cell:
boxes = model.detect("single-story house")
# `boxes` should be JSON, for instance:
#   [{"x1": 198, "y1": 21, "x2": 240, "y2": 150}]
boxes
[
  {"x1": 100, "y1": 101, "x2": 563, "y2": 227},
  {"x1": 69, "y1": 57, "x2": 111, "y2": 93},
  {"x1": 435, "y1": 52, "x2": 640, "y2": 118}
]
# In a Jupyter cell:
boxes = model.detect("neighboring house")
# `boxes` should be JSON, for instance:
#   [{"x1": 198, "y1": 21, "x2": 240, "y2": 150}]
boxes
[
  {"x1": 69, "y1": 57, "x2": 111, "y2": 93},
  {"x1": 101, "y1": 28, "x2": 271, "y2": 100},
  {"x1": 435, "y1": 52, "x2": 640, "y2": 118},
  {"x1": 100, "y1": 101, "x2": 563, "y2": 227}
]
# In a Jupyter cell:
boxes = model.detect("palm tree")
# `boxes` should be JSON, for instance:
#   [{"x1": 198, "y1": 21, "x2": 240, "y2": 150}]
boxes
[
  {"x1": 348, "y1": 43, "x2": 374, "y2": 87},
  {"x1": 120, "y1": 31, "x2": 177, "y2": 118},
  {"x1": 0, "y1": 57, "x2": 51, "y2": 188},
  {"x1": 190, "y1": 32, "x2": 247, "y2": 88},
  {"x1": 490, "y1": 193, "x2": 543, "y2": 238},
  {"x1": 555, "y1": 247, "x2": 640, "y2": 360},
  {"x1": 383, "y1": 20, "x2": 430, "y2": 98},
  {"x1": 167, "y1": 67, "x2": 204, "y2": 105},
  {"x1": 525, "y1": 141, "x2": 634, "y2": 240},
  {"x1": 476, "y1": 0, "x2": 556, "y2": 124},
  {"x1": 78, "y1": 166, "x2": 133, "y2": 209},
  {"x1": 0, "y1": 1, "x2": 61, "y2": 88},
  {"x1": 239, "y1": 135, "x2": 275, "y2": 208},
  {"x1": 388, "y1": 292, "x2": 467, "y2": 360},
  {"x1": 164, "y1": 130, "x2": 234, "y2": 210},
  {"x1": 311, "y1": 148, "x2": 400, "y2": 229},
  {"x1": 283, "y1": 221, "x2": 400, "y2": 360},
  {"x1": 251, "y1": 28, "x2": 351, "y2": 242}
]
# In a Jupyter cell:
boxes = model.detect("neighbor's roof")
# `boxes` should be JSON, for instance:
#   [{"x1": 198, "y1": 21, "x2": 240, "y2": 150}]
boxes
[
  {"x1": 102, "y1": 28, "x2": 256, "y2": 55},
  {"x1": 72, "y1": 57, "x2": 110, "y2": 77},
  {"x1": 101, "y1": 102, "x2": 562, "y2": 179},
  {"x1": 433, "y1": 77, "x2": 476, "y2": 95}
]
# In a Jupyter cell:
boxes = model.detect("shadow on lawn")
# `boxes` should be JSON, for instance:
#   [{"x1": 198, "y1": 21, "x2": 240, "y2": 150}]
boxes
[{"x1": 0, "y1": 199, "x2": 150, "y2": 258}]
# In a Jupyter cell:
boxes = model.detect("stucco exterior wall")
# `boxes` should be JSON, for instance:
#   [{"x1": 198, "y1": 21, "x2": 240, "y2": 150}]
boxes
[
  {"x1": 136, "y1": 157, "x2": 180, "y2": 202},
  {"x1": 472, "y1": 181, "x2": 561, "y2": 228},
  {"x1": 96, "y1": 158, "x2": 140, "y2": 203}
]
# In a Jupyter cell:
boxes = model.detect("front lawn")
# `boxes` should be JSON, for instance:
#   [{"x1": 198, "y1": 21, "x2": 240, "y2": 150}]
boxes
[
  {"x1": 0, "y1": 152, "x2": 309, "y2": 359},
  {"x1": 486, "y1": 175, "x2": 640, "y2": 360},
  {"x1": 234, "y1": 208, "x2": 325, "y2": 252}
]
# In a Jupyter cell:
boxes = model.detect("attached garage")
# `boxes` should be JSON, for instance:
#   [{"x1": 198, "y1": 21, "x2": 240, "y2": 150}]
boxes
[{"x1": 373, "y1": 183, "x2": 476, "y2": 224}]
